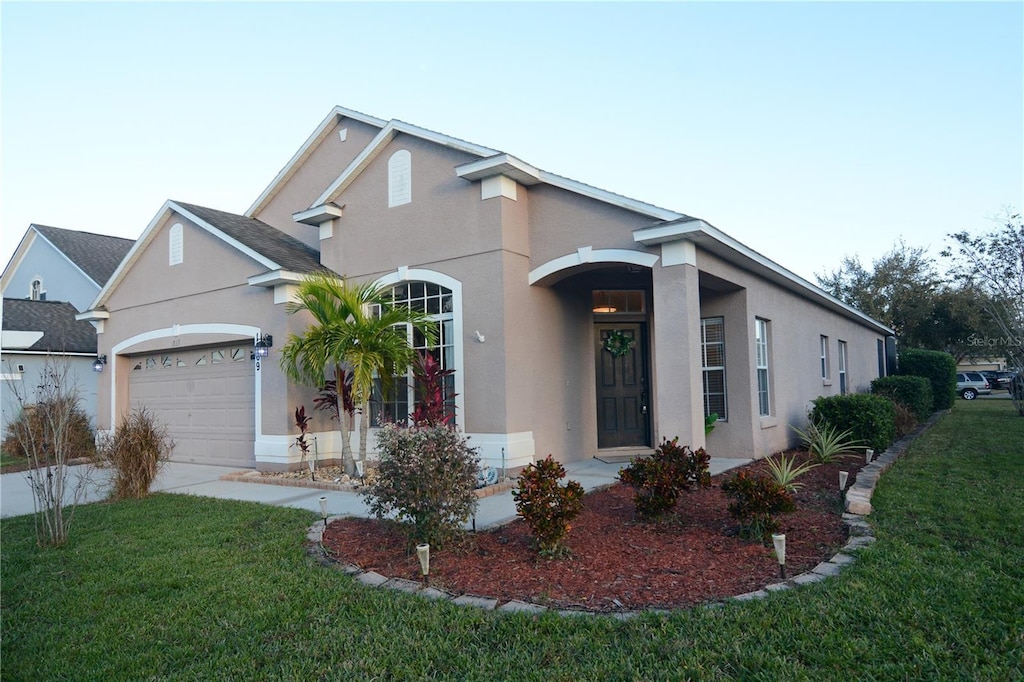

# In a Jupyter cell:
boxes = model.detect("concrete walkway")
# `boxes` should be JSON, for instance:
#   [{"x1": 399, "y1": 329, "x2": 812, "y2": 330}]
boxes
[{"x1": 1, "y1": 456, "x2": 751, "y2": 527}]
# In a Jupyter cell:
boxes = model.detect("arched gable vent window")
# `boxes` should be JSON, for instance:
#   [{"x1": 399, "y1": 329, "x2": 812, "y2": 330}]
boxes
[
  {"x1": 388, "y1": 150, "x2": 412, "y2": 208},
  {"x1": 169, "y1": 223, "x2": 184, "y2": 266},
  {"x1": 30, "y1": 278, "x2": 45, "y2": 301}
]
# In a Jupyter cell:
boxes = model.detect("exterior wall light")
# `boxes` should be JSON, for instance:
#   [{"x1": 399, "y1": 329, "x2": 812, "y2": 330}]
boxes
[
  {"x1": 772, "y1": 533, "x2": 787, "y2": 579},
  {"x1": 416, "y1": 543, "x2": 430, "y2": 585},
  {"x1": 254, "y1": 334, "x2": 273, "y2": 358},
  {"x1": 92, "y1": 355, "x2": 107, "y2": 373}
]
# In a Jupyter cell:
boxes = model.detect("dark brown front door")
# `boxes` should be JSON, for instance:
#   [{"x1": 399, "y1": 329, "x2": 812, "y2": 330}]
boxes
[{"x1": 595, "y1": 323, "x2": 650, "y2": 448}]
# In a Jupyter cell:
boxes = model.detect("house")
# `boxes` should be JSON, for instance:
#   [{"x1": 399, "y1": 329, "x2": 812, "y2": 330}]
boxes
[
  {"x1": 2, "y1": 224, "x2": 135, "y2": 313},
  {"x1": 1, "y1": 299, "x2": 101, "y2": 440},
  {"x1": 78, "y1": 106, "x2": 895, "y2": 471},
  {"x1": 1, "y1": 226, "x2": 135, "y2": 439}
]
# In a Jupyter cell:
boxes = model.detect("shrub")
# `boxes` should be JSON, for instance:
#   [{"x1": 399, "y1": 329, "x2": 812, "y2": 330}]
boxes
[
  {"x1": 790, "y1": 421, "x2": 862, "y2": 464},
  {"x1": 512, "y1": 455, "x2": 585, "y2": 556},
  {"x1": 721, "y1": 469, "x2": 795, "y2": 541},
  {"x1": 618, "y1": 438, "x2": 711, "y2": 519},
  {"x1": 1, "y1": 397, "x2": 95, "y2": 463},
  {"x1": 762, "y1": 453, "x2": 818, "y2": 493},
  {"x1": 810, "y1": 393, "x2": 896, "y2": 454},
  {"x1": 97, "y1": 408, "x2": 174, "y2": 500},
  {"x1": 363, "y1": 423, "x2": 478, "y2": 548},
  {"x1": 896, "y1": 349, "x2": 956, "y2": 411},
  {"x1": 893, "y1": 401, "x2": 919, "y2": 439},
  {"x1": 871, "y1": 375, "x2": 933, "y2": 422}
]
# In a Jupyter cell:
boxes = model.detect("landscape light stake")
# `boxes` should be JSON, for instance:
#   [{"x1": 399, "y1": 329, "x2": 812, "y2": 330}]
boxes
[
  {"x1": 839, "y1": 471, "x2": 849, "y2": 491},
  {"x1": 416, "y1": 543, "x2": 430, "y2": 586},
  {"x1": 865, "y1": 448, "x2": 874, "y2": 465},
  {"x1": 354, "y1": 459, "x2": 365, "y2": 484},
  {"x1": 772, "y1": 534, "x2": 787, "y2": 579},
  {"x1": 319, "y1": 496, "x2": 328, "y2": 530}
]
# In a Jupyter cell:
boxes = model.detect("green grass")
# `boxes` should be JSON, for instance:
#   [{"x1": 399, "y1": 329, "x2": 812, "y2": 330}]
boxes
[
  {"x1": 3, "y1": 401, "x2": 1023, "y2": 680},
  {"x1": 0, "y1": 450, "x2": 26, "y2": 470}
]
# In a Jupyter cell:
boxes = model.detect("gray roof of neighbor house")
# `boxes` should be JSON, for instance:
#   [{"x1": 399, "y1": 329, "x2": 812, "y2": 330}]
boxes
[
  {"x1": 2, "y1": 298, "x2": 98, "y2": 353},
  {"x1": 173, "y1": 202, "x2": 326, "y2": 274},
  {"x1": 32, "y1": 224, "x2": 135, "y2": 287}
]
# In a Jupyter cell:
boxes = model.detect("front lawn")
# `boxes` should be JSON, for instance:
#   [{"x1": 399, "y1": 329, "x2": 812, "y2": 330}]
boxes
[{"x1": 2, "y1": 400, "x2": 1022, "y2": 679}]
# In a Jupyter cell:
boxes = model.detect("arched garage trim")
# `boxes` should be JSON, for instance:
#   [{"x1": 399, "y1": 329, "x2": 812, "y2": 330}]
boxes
[
  {"x1": 529, "y1": 247, "x2": 660, "y2": 286},
  {"x1": 109, "y1": 323, "x2": 266, "y2": 446}
]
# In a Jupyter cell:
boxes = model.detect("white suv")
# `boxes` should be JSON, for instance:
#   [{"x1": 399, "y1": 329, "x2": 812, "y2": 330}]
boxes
[{"x1": 956, "y1": 372, "x2": 991, "y2": 400}]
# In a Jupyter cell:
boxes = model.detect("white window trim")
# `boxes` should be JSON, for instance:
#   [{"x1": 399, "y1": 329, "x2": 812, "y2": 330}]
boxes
[
  {"x1": 838, "y1": 340, "x2": 848, "y2": 395},
  {"x1": 755, "y1": 318, "x2": 771, "y2": 417},
  {"x1": 372, "y1": 269, "x2": 464, "y2": 422},
  {"x1": 820, "y1": 334, "x2": 832, "y2": 385},
  {"x1": 701, "y1": 316, "x2": 727, "y2": 421}
]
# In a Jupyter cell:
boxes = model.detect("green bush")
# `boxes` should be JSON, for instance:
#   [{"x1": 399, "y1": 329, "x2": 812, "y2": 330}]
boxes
[
  {"x1": 1, "y1": 397, "x2": 96, "y2": 463},
  {"x1": 363, "y1": 423, "x2": 479, "y2": 548},
  {"x1": 512, "y1": 455, "x2": 585, "y2": 556},
  {"x1": 810, "y1": 393, "x2": 897, "y2": 454},
  {"x1": 618, "y1": 438, "x2": 711, "y2": 519},
  {"x1": 896, "y1": 349, "x2": 956, "y2": 411},
  {"x1": 97, "y1": 407, "x2": 174, "y2": 500},
  {"x1": 871, "y1": 375, "x2": 933, "y2": 421},
  {"x1": 720, "y1": 469, "x2": 795, "y2": 541}
]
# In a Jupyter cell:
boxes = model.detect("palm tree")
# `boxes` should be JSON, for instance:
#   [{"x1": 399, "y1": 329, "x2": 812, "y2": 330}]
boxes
[{"x1": 279, "y1": 272, "x2": 435, "y2": 471}]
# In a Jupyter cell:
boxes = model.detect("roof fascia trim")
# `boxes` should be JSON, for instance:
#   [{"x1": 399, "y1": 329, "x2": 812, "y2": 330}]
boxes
[
  {"x1": 455, "y1": 154, "x2": 542, "y2": 185},
  {"x1": 246, "y1": 106, "x2": 387, "y2": 217},
  {"x1": 539, "y1": 171, "x2": 683, "y2": 221},
  {"x1": 247, "y1": 270, "x2": 307, "y2": 288},
  {"x1": 170, "y1": 202, "x2": 280, "y2": 272},
  {"x1": 311, "y1": 120, "x2": 499, "y2": 209},
  {"x1": 633, "y1": 219, "x2": 894, "y2": 334}
]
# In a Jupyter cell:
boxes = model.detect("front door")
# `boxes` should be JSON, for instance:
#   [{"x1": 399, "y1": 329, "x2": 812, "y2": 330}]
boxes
[{"x1": 595, "y1": 323, "x2": 650, "y2": 448}]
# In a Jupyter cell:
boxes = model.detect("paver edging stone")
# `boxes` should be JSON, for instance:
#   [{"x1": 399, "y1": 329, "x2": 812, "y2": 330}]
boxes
[{"x1": 305, "y1": 411, "x2": 943, "y2": 616}]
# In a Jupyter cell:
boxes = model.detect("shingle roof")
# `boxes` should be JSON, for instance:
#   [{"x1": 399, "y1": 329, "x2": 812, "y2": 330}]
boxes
[
  {"x1": 32, "y1": 225, "x2": 135, "y2": 287},
  {"x1": 2, "y1": 298, "x2": 97, "y2": 353},
  {"x1": 172, "y1": 202, "x2": 326, "y2": 274}
]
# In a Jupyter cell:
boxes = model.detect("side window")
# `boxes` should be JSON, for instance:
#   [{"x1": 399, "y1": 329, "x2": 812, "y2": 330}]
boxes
[
  {"x1": 169, "y1": 223, "x2": 184, "y2": 266},
  {"x1": 755, "y1": 318, "x2": 771, "y2": 417},
  {"x1": 701, "y1": 317, "x2": 727, "y2": 421},
  {"x1": 820, "y1": 335, "x2": 830, "y2": 381},
  {"x1": 388, "y1": 150, "x2": 412, "y2": 207},
  {"x1": 838, "y1": 340, "x2": 848, "y2": 395}
]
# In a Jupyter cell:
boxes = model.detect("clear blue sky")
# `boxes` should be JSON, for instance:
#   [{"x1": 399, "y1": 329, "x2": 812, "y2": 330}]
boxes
[{"x1": 2, "y1": 1, "x2": 1021, "y2": 283}]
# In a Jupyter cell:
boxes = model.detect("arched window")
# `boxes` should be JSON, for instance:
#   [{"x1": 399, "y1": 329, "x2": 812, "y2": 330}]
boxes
[
  {"x1": 370, "y1": 280, "x2": 455, "y2": 424},
  {"x1": 388, "y1": 150, "x2": 412, "y2": 207},
  {"x1": 30, "y1": 278, "x2": 44, "y2": 301},
  {"x1": 169, "y1": 223, "x2": 184, "y2": 266}
]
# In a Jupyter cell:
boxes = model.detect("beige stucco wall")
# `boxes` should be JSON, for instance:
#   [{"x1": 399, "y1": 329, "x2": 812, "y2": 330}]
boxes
[
  {"x1": 253, "y1": 117, "x2": 384, "y2": 247},
  {"x1": 696, "y1": 251, "x2": 886, "y2": 458},
  {"x1": 94, "y1": 210, "x2": 327, "y2": 467}
]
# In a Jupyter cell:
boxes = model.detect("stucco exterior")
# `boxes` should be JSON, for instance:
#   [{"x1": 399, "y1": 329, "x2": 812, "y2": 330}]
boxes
[{"x1": 81, "y1": 106, "x2": 894, "y2": 472}]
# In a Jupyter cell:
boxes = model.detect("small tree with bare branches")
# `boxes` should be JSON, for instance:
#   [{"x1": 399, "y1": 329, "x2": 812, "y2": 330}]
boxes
[{"x1": 3, "y1": 355, "x2": 95, "y2": 546}]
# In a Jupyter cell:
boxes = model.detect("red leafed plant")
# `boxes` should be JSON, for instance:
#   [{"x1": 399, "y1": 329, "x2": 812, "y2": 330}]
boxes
[
  {"x1": 720, "y1": 469, "x2": 796, "y2": 542},
  {"x1": 512, "y1": 455, "x2": 585, "y2": 557},
  {"x1": 618, "y1": 438, "x2": 712, "y2": 519},
  {"x1": 410, "y1": 351, "x2": 456, "y2": 426}
]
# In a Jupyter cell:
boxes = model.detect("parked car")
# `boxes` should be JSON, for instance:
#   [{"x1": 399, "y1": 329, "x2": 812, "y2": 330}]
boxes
[
  {"x1": 956, "y1": 372, "x2": 991, "y2": 400},
  {"x1": 980, "y1": 370, "x2": 1017, "y2": 390}
]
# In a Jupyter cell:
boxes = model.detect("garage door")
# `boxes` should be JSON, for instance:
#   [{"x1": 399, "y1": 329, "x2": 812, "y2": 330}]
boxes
[{"x1": 128, "y1": 344, "x2": 255, "y2": 468}]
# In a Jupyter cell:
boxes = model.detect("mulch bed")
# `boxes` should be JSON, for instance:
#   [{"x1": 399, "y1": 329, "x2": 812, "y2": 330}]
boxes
[{"x1": 321, "y1": 452, "x2": 865, "y2": 612}]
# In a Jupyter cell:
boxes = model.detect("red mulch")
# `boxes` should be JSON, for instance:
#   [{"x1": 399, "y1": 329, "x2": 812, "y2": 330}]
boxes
[{"x1": 321, "y1": 452, "x2": 866, "y2": 612}]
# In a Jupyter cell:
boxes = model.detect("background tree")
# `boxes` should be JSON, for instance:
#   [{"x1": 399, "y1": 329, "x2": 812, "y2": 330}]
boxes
[
  {"x1": 943, "y1": 211, "x2": 1024, "y2": 415},
  {"x1": 817, "y1": 240, "x2": 990, "y2": 356},
  {"x1": 279, "y1": 273, "x2": 436, "y2": 470}
]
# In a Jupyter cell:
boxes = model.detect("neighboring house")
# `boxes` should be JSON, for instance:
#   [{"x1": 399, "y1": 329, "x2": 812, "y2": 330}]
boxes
[
  {"x1": 79, "y1": 106, "x2": 895, "y2": 472},
  {"x1": 1, "y1": 299, "x2": 100, "y2": 441},
  {"x1": 2, "y1": 224, "x2": 135, "y2": 313},
  {"x1": 1, "y1": 225, "x2": 135, "y2": 440}
]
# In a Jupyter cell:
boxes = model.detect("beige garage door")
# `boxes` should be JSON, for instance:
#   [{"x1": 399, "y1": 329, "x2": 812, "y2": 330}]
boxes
[{"x1": 128, "y1": 344, "x2": 255, "y2": 468}]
